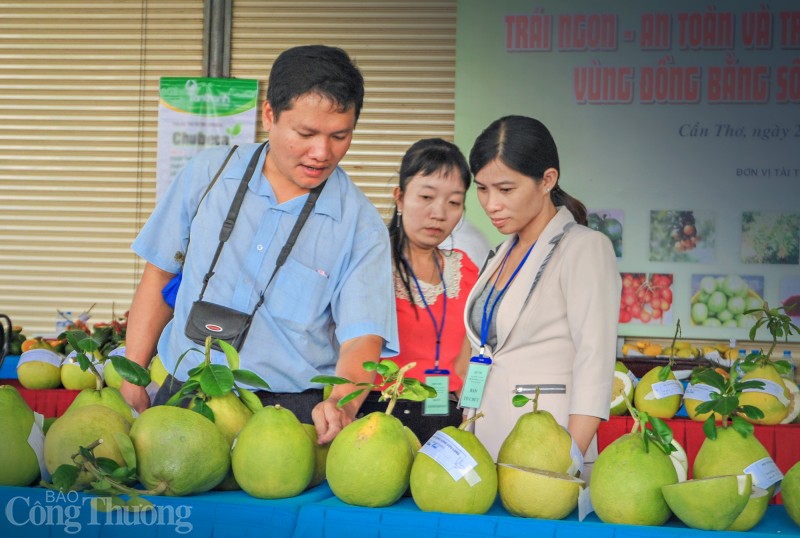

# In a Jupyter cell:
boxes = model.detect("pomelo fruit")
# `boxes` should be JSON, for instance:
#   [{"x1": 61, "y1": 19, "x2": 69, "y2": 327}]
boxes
[
  {"x1": 327, "y1": 411, "x2": 415, "y2": 507},
  {"x1": 60, "y1": 351, "x2": 104, "y2": 391},
  {"x1": 683, "y1": 381, "x2": 722, "y2": 422},
  {"x1": 661, "y1": 474, "x2": 751, "y2": 530},
  {"x1": 498, "y1": 406, "x2": 575, "y2": 475},
  {"x1": 410, "y1": 426, "x2": 497, "y2": 514},
  {"x1": 729, "y1": 487, "x2": 770, "y2": 531},
  {"x1": 130, "y1": 405, "x2": 229, "y2": 496},
  {"x1": 739, "y1": 363, "x2": 790, "y2": 425},
  {"x1": 302, "y1": 423, "x2": 330, "y2": 489},
  {"x1": 149, "y1": 355, "x2": 169, "y2": 387},
  {"x1": 232, "y1": 405, "x2": 314, "y2": 499},
  {"x1": 633, "y1": 366, "x2": 682, "y2": 419},
  {"x1": 590, "y1": 432, "x2": 678, "y2": 526},
  {"x1": 610, "y1": 370, "x2": 634, "y2": 416},
  {"x1": 0, "y1": 385, "x2": 41, "y2": 486},
  {"x1": 17, "y1": 349, "x2": 63, "y2": 389},
  {"x1": 44, "y1": 404, "x2": 130, "y2": 488},
  {"x1": 782, "y1": 460, "x2": 800, "y2": 526},
  {"x1": 498, "y1": 464, "x2": 583, "y2": 519},
  {"x1": 103, "y1": 360, "x2": 122, "y2": 389},
  {"x1": 693, "y1": 426, "x2": 776, "y2": 530},
  {"x1": 66, "y1": 387, "x2": 135, "y2": 424}
]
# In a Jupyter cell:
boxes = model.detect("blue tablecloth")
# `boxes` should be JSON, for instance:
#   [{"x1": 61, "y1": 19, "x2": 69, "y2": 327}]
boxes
[{"x1": 0, "y1": 353, "x2": 19, "y2": 379}]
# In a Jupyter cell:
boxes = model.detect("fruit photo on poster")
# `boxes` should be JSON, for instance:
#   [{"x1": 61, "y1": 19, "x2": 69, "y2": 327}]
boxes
[
  {"x1": 690, "y1": 274, "x2": 764, "y2": 329},
  {"x1": 649, "y1": 210, "x2": 715, "y2": 263},
  {"x1": 741, "y1": 211, "x2": 800, "y2": 264},
  {"x1": 780, "y1": 276, "x2": 800, "y2": 322},
  {"x1": 587, "y1": 209, "x2": 623, "y2": 258},
  {"x1": 619, "y1": 272, "x2": 673, "y2": 325}
]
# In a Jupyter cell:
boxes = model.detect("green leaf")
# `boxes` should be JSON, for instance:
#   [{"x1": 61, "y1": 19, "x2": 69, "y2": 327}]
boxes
[
  {"x1": 649, "y1": 417, "x2": 674, "y2": 445},
  {"x1": 693, "y1": 369, "x2": 726, "y2": 391},
  {"x1": 190, "y1": 398, "x2": 216, "y2": 422},
  {"x1": 694, "y1": 400, "x2": 716, "y2": 414},
  {"x1": 310, "y1": 375, "x2": 351, "y2": 385},
  {"x1": 735, "y1": 380, "x2": 766, "y2": 392},
  {"x1": 90, "y1": 479, "x2": 112, "y2": 493},
  {"x1": 164, "y1": 389, "x2": 188, "y2": 407},
  {"x1": 78, "y1": 445, "x2": 94, "y2": 462},
  {"x1": 361, "y1": 361, "x2": 379, "y2": 372},
  {"x1": 716, "y1": 395, "x2": 740, "y2": 416},
  {"x1": 76, "y1": 353, "x2": 93, "y2": 371},
  {"x1": 702, "y1": 416, "x2": 717, "y2": 440},
  {"x1": 173, "y1": 348, "x2": 201, "y2": 378},
  {"x1": 740, "y1": 405, "x2": 765, "y2": 420},
  {"x1": 77, "y1": 337, "x2": 100, "y2": 353},
  {"x1": 511, "y1": 394, "x2": 530, "y2": 407},
  {"x1": 773, "y1": 360, "x2": 793, "y2": 376},
  {"x1": 199, "y1": 364, "x2": 235, "y2": 397},
  {"x1": 187, "y1": 364, "x2": 206, "y2": 378},
  {"x1": 336, "y1": 389, "x2": 364, "y2": 408},
  {"x1": 237, "y1": 387, "x2": 263, "y2": 414},
  {"x1": 110, "y1": 355, "x2": 151, "y2": 387},
  {"x1": 231, "y1": 369, "x2": 270, "y2": 390},
  {"x1": 216, "y1": 339, "x2": 240, "y2": 371},
  {"x1": 52, "y1": 464, "x2": 79, "y2": 492},
  {"x1": 113, "y1": 432, "x2": 137, "y2": 469},
  {"x1": 398, "y1": 378, "x2": 435, "y2": 401},
  {"x1": 110, "y1": 466, "x2": 135, "y2": 483},
  {"x1": 378, "y1": 360, "x2": 399, "y2": 375},
  {"x1": 731, "y1": 415, "x2": 754, "y2": 437},
  {"x1": 657, "y1": 365, "x2": 671, "y2": 382},
  {"x1": 94, "y1": 457, "x2": 120, "y2": 474}
]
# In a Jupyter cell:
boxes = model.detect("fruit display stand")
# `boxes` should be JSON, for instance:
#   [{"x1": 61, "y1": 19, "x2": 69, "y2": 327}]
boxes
[
  {"x1": 0, "y1": 355, "x2": 80, "y2": 417},
  {"x1": 597, "y1": 416, "x2": 800, "y2": 505}
]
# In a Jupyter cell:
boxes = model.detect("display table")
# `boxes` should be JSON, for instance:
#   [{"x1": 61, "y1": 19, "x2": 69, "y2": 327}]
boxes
[
  {"x1": 1, "y1": 484, "x2": 797, "y2": 537},
  {"x1": 597, "y1": 416, "x2": 800, "y2": 504}
]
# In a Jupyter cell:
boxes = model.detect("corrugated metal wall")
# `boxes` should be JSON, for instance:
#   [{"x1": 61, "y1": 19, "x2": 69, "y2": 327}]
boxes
[{"x1": 0, "y1": 1, "x2": 457, "y2": 335}]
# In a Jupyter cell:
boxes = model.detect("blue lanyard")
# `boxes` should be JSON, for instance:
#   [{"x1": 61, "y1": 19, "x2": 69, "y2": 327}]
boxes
[
  {"x1": 480, "y1": 236, "x2": 535, "y2": 355},
  {"x1": 403, "y1": 252, "x2": 447, "y2": 370}
]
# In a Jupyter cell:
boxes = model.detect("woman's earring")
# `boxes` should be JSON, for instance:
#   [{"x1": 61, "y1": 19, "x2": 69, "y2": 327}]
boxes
[{"x1": 397, "y1": 209, "x2": 402, "y2": 216}]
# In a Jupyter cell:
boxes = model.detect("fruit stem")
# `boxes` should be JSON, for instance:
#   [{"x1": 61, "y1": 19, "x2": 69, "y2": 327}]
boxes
[
  {"x1": 383, "y1": 362, "x2": 416, "y2": 416},
  {"x1": 532, "y1": 385, "x2": 540, "y2": 413},
  {"x1": 459, "y1": 411, "x2": 484, "y2": 430}
]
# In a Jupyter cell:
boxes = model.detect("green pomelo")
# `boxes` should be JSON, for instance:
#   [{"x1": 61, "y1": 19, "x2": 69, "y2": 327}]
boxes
[
  {"x1": 149, "y1": 355, "x2": 169, "y2": 387},
  {"x1": 498, "y1": 407, "x2": 574, "y2": 474},
  {"x1": 60, "y1": 362, "x2": 98, "y2": 391},
  {"x1": 199, "y1": 392, "x2": 253, "y2": 491},
  {"x1": 66, "y1": 387, "x2": 135, "y2": 424},
  {"x1": 405, "y1": 426, "x2": 421, "y2": 454},
  {"x1": 0, "y1": 385, "x2": 35, "y2": 434},
  {"x1": 781, "y1": 461, "x2": 800, "y2": 527},
  {"x1": 410, "y1": 426, "x2": 497, "y2": 515},
  {"x1": 615, "y1": 361, "x2": 630, "y2": 373},
  {"x1": 590, "y1": 432, "x2": 678, "y2": 526},
  {"x1": 738, "y1": 363, "x2": 789, "y2": 425},
  {"x1": 44, "y1": 405, "x2": 130, "y2": 488},
  {"x1": 103, "y1": 361, "x2": 122, "y2": 389},
  {"x1": 17, "y1": 362, "x2": 62, "y2": 389},
  {"x1": 232, "y1": 405, "x2": 314, "y2": 499},
  {"x1": 327, "y1": 411, "x2": 415, "y2": 507},
  {"x1": 661, "y1": 474, "x2": 751, "y2": 530},
  {"x1": 610, "y1": 370, "x2": 634, "y2": 416},
  {"x1": 130, "y1": 405, "x2": 229, "y2": 496},
  {"x1": 498, "y1": 464, "x2": 583, "y2": 519},
  {"x1": 684, "y1": 382, "x2": 722, "y2": 422},
  {"x1": 728, "y1": 487, "x2": 770, "y2": 531},
  {"x1": 693, "y1": 427, "x2": 774, "y2": 530},
  {"x1": 303, "y1": 423, "x2": 330, "y2": 489},
  {"x1": 633, "y1": 366, "x2": 682, "y2": 419},
  {"x1": 0, "y1": 386, "x2": 40, "y2": 486}
]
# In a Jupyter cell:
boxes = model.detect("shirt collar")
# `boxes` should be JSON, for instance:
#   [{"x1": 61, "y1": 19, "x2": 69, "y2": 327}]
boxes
[{"x1": 221, "y1": 142, "x2": 343, "y2": 222}]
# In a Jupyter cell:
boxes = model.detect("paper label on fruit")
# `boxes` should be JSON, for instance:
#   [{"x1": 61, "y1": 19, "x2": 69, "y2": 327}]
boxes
[
  {"x1": 647, "y1": 379, "x2": 684, "y2": 399},
  {"x1": 28, "y1": 412, "x2": 50, "y2": 482},
  {"x1": 578, "y1": 486, "x2": 593, "y2": 521},
  {"x1": 684, "y1": 383, "x2": 720, "y2": 402},
  {"x1": 419, "y1": 430, "x2": 480, "y2": 485},
  {"x1": 566, "y1": 429, "x2": 585, "y2": 477},
  {"x1": 627, "y1": 369, "x2": 639, "y2": 388},
  {"x1": 744, "y1": 457, "x2": 783, "y2": 490},
  {"x1": 18, "y1": 348, "x2": 62, "y2": 367},
  {"x1": 108, "y1": 346, "x2": 127, "y2": 357},
  {"x1": 742, "y1": 379, "x2": 791, "y2": 407}
]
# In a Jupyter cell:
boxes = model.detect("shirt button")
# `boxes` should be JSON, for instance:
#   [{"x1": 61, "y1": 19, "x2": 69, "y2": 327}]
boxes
[{"x1": 257, "y1": 244, "x2": 264, "y2": 251}]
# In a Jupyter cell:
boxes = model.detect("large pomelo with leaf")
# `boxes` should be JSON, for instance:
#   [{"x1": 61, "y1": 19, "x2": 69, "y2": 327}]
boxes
[
  {"x1": 590, "y1": 432, "x2": 678, "y2": 526},
  {"x1": 130, "y1": 405, "x2": 229, "y2": 496},
  {"x1": 232, "y1": 405, "x2": 314, "y2": 499},
  {"x1": 327, "y1": 411, "x2": 415, "y2": 507},
  {"x1": 738, "y1": 363, "x2": 790, "y2": 425},
  {"x1": 410, "y1": 420, "x2": 497, "y2": 514},
  {"x1": 60, "y1": 351, "x2": 104, "y2": 391},
  {"x1": 66, "y1": 387, "x2": 135, "y2": 424},
  {"x1": 0, "y1": 385, "x2": 42, "y2": 486},
  {"x1": 498, "y1": 464, "x2": 583, "y2": 519},
  {"x1": 44, "y1": 404, "x2": 130, "y2": 488},
  {"x1": 633, "y1": 366, "x2": 683, "y2": 419},
  {"x1": 661, "y1": 474, "x2": 751, "y2": 530}
]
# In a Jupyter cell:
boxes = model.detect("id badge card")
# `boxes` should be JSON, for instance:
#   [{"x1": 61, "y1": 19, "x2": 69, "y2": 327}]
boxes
[
  {"x1": 424, "y1": 368, "x2": 450, "y2": 416},
  {"x1": 459, "y1": 356, "x2": 492, "y2": 409}
]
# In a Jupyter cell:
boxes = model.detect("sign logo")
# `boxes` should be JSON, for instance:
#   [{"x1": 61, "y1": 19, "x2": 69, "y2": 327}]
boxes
[{"x1": 204, "y1": 324, "x2": 223, "y2": 332}]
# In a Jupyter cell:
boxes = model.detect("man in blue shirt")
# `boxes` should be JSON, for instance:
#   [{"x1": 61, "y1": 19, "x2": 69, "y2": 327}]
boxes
[{"x1": 120, "y1": 45, "x2": 398, "y2": 444}]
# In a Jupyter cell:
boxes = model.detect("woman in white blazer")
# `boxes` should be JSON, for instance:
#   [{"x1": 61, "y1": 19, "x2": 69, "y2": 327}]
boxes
[{"x1": 456, "y1": 116, "x2": 621, "y2": 477}]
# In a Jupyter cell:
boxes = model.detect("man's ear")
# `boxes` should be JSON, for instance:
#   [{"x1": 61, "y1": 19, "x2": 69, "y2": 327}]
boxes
[{"x1": 262, "y1": 101, "x2": 275, "y2": 131}]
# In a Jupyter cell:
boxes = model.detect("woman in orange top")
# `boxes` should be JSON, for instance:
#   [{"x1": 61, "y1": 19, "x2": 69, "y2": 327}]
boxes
[{"x1": 357, "y1": 138, "x2": 478, "y2": 445}]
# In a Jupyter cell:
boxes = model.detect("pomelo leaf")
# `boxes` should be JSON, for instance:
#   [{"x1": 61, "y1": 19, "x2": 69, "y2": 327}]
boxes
[
  {"x1": 191, "y1": 397, "x2": 215, "y2": 422},
  {"x1": 237, "y1": 387, "x2": 263, "y2": 414},
  {"x1": 110, "y1": 466, "x2": 134, "y2": 483},
  {"x1": 731, "y1": 415, "x2": 754, "y2": 437},
  {"x1": 110, "y1": 355, "x2": 150, "y2": 387},
  {"x1": 377, "y1": 360, "x2": 399, "y2": 376},
  {"x1": 736, "y1": 380, "x2": 766, "y2": 392},
  {"x1": 216, "y1": 339, "x2": 240, "y2": 371},
  {"x1": 95, "y1": 457, "x2": 120, "y2": 474},
  {"x1": 399, "y1": 378, "x2": 435, "y2": 401},
  {"x1": 773, "y1": 360, "x2": 793, "y2": 376},
  {"x1": 740, "y1": 404, "x2": 765, "y2": 420},
  {"x1": 337, "y1": 389, "x2": 364, "y2": 408},
  {"x1": 511, "y1": 394, "x2": 530, "y2": 407},
  {"x1": 51, "y1": 464, "x2": 79, "y2": 492},
  {"x1": 77, "y1": 337, "x2": 100, "y2": 353},
  {"x1": 715, "y1": 395, "x2": 739, "y2": 416},
  {"x1": 702, "y1": 416, "x2": 717, "y2": 440},
  {"x1": 187, "y1": 364, "x2": 206, "y2": 378},
  {"x1": 310, "y1": 375, "x2": 350, "y2": 385},
  {"x1": 199, "y1": 364, "x2": 235, "y2": 397},
  {"x1": 693, "y1": 369, "x2": 726, "y2": 391},
  {"x1": 362, "y1": 361, "x2": 379, "y2": 372},
  {"x1": 695, "y1": 400, "x2": 715, "y2": 414},
  {"x1": 114, "y1": 432, "x2": 137, "y2": 469},
  {"x1": 231, "y1": 369, "x2": 270, "y2": 390},
  {"x1": 90, "y1": 479, "x2": 112, "y2": 493}
]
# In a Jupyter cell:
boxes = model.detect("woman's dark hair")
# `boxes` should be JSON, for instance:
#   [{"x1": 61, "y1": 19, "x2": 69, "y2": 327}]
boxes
[
  {"x1": 388, "y1": 138, "x2": 471, "y2": 308},
  {"x1": 267, "y1": 45, "x2": 365, "y2": 123},
  {"x1": 468, "y1": 115, "x2": 587, "y2": 225}
]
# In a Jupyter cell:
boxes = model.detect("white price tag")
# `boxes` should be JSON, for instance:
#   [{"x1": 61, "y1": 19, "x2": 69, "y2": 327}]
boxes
[
  {"x1": 419, "y1": 431, "x2": 480, "y2": 485},
  {"x1": 647, "y1": 379, "x2": 684, "y2": 399},
  {"x1": 684, "y1": 383, "x2": 720, "y2": 402},
  {"x1": 578, "y1": 486, "x2": 593, "y2": 521},
  {"x1": 566, "y1": 429, "x2": 584, "y2": 477},
  {"x1": 742, "y1": 379, "x2": 791, "y2": 407},
  {"x1": 627, "y1": 369, "x2": 639, "y2": 389},
  {"x1": 29, "y1": 412, "x2": 50, "y2": 482},
  {"x1": 744, "y1": 457, "x2": 783, "y2": 491}
]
